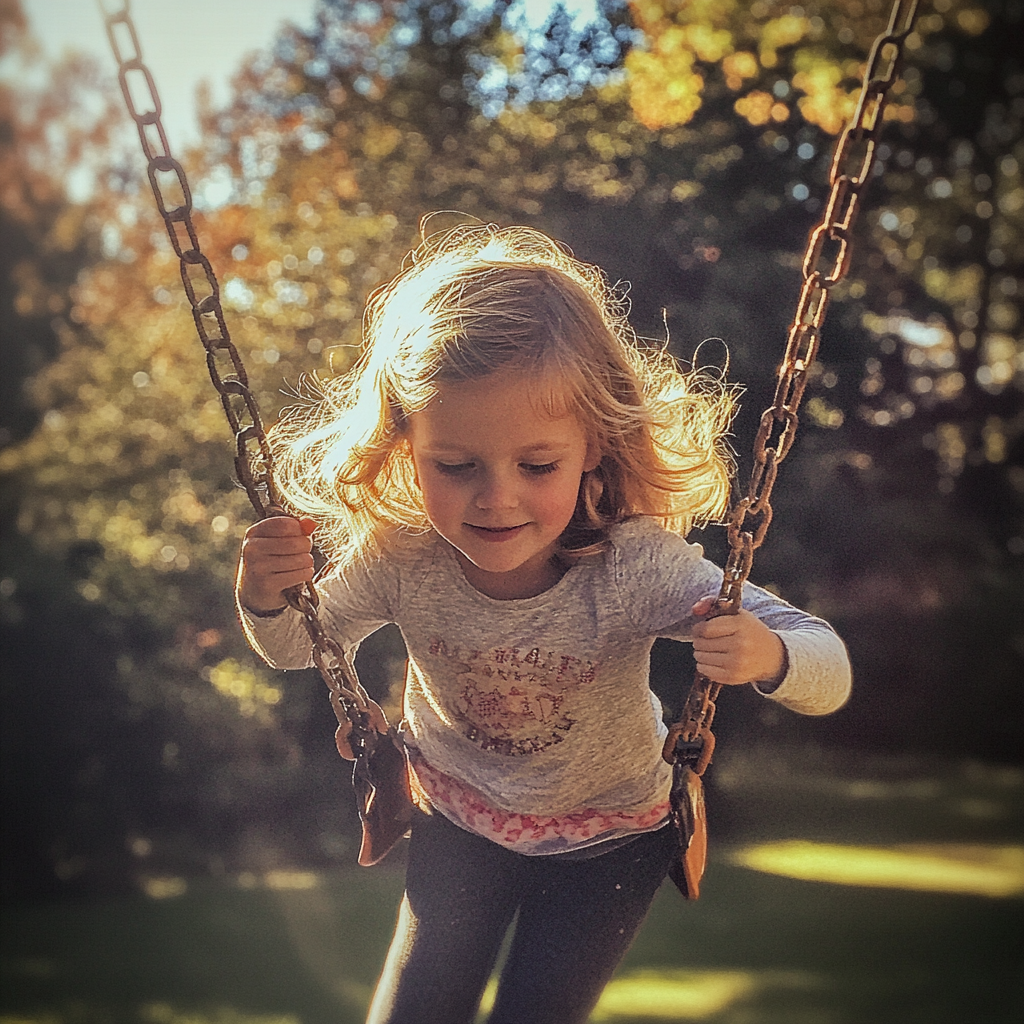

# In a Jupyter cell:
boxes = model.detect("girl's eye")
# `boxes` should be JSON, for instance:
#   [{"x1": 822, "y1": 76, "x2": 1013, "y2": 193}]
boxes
[
  {"x1": 522, "y1": 462, "x2": 558, "y2": 475},
  {"x1": 435, "y1": 461, "x2": 474, "y2": 475}
]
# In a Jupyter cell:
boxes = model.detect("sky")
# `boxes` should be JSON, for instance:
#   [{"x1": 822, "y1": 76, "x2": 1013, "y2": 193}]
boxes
[
  {"x1": 22, "y1": 0, "x2": 318, "y2": 153},
  {"x1": 21, "y1": 1, "x2": 601, "y2": 153}
]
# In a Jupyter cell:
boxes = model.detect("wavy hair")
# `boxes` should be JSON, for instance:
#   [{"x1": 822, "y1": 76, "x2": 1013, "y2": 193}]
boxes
[{"x1": 270, "y1": 222, "x2": 737, "y2": 567}]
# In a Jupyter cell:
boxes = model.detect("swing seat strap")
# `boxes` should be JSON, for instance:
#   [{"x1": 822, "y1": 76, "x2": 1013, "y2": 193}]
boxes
[
  {"x1": 667, "y1": 764, "x2": 708, "y2": 899},
  {"x1": 354, "y1": 725, "x2": 415, "y2": 867}
]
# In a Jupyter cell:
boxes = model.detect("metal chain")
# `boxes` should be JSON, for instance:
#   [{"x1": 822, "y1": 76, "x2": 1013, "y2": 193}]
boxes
[
  {"x1": 664, "y1": 0, "x2": 920, "y2": 774},
  {"x1": 98, "y1": 0, "x2": 378, "y2": 758}
]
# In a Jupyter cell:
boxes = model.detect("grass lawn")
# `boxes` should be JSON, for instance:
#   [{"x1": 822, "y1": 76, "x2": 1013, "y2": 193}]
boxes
[{"x1": 3, "y1": 746, "x2": 1022, "y2": 1024}]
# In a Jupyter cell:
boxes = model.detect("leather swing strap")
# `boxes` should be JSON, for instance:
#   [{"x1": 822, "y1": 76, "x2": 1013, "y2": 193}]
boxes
[
  {"x1": 663, "y1": 0, "x2": 921, "y2": 775},
  {"x1": 99, "y1": 0, "x2": 382, "y2": 768}
]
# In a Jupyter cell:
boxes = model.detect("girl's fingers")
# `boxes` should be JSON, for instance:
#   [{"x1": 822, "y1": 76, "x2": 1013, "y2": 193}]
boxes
[
  {"x1": 244, "y1": 550, "x2": 311, "y2": 572},
  {"x1": 247, "y1": 515, "x2": 315, "y2": 540},
  {"x1": 238, "y1": 515, "x2": 317, "y2": 612},
  {"x1": 334, "y1": 699, "x2": 390, "y2": 760},
  {"x1": 259, "y1": 554, "x2": 313, "y2": 575},
  {"x1": 695, "y1": 656, "x2": 752, "y2": 686},
  {"x1": 693, "y1": 645, "x2": 744, "y2": 664},
  {"x1": 692, "y1": 617, "x2": 740, "y2": 639},
  {"x1": 246, "y1": 540, "x2": 314, "y2": 562},
  {"x1": 271, "y1": 569, "x2": 315, "y2": 592},
  {"x1": 695, "y1": 663, "x2": 735, "y2": 685}
]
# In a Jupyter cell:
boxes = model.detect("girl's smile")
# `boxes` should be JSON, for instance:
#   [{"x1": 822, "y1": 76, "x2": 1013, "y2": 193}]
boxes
[
  {"x1": 467, "y1": 524, "x2": 528, "y2": 541},
  {"x1": 407, "y1": 371, "x2": 599, "y2": 600}
]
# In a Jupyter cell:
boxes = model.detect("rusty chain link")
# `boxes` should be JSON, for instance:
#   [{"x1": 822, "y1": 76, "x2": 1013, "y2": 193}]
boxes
[
  {"x1": 99, "y1": 0, "x2": 379, "y2": 760},
  {"x1": 664, "y1": 0, "x2": 919, "y2": 774}
]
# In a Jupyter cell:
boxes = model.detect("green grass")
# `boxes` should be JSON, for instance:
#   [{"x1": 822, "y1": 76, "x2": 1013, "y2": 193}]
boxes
[{"x1": 3, "y1": 747, "x2": 1022, "y2": 1024}]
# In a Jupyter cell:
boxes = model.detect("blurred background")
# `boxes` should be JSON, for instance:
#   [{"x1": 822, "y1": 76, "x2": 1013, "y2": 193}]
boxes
[{"x1": 1, "y1": 1, "x2": 1021, "y2": 1021}]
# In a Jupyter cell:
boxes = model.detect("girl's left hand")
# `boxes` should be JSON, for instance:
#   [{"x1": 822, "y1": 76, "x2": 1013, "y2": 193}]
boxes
[{"x1": 690, "y1": 596, "x2": 786, "y2": 687}]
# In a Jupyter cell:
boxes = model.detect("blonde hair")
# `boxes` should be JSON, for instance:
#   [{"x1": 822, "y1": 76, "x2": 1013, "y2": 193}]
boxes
[{"x1": 270, "y1": 222, "x2": 737, "y2": 567}]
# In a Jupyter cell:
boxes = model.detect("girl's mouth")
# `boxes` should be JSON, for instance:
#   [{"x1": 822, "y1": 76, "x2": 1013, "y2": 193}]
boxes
[{"x1": 467, "y1": 524, "x2": 527, "y2": 542}]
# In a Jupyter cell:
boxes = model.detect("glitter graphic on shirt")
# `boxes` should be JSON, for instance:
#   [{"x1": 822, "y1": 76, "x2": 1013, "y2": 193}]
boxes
[{"x1": 427, "y1": 639, "x2": 599, "y2": 755}]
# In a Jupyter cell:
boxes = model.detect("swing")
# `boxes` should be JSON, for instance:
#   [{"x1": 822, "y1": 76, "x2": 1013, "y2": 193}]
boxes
[{"x1": 100, "y1": 0, "x2": 920, "y2": 894}]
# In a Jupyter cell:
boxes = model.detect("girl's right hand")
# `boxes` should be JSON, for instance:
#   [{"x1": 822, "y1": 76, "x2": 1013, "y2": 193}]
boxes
[{"x1": 236, "y1": 515, "x2": 317, "y2": 615}]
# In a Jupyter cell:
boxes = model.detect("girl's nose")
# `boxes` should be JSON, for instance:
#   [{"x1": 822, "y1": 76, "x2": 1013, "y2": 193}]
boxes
[{"x1": 475, "y1": 469, "x2": 518, "y2": 510}]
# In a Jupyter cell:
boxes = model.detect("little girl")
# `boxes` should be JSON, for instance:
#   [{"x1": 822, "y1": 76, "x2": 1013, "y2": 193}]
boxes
[{"x1": 236, "y1": 223, "x2": 851, "y2": 1024}]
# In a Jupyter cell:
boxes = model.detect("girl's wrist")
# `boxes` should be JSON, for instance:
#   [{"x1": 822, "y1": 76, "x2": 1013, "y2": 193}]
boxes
[
  {"x1": 238, "y1": 587, "x2": 289, "y2": 618},
  {"x1": 755, "y1": 636, "x2": 788, "y2": 693},
  {"x1": 243, "y1": 602, "x2": 288, "y2": 619}
]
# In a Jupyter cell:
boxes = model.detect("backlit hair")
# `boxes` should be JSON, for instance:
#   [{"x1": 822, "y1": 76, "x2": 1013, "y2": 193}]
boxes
[{"x1": 270, "y1": 222, "x2": 736, "y2": 567}]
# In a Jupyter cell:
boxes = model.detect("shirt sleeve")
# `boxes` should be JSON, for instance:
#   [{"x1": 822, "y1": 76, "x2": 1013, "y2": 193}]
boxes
[
  {"x1": 237, "y1": 553, "x2": 398, "y2": 670},
  {"x1": 611, "y1": 518, "x2": 851, "y2": 716}
]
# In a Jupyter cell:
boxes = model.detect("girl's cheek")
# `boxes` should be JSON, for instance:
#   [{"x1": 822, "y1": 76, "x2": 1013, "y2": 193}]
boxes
[{"x1": 540, "y1": 474, "x2": 585, "y2": 518}]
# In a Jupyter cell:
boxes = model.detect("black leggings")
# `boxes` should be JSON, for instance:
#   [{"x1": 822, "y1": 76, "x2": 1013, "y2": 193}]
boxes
[{"x1": 366, "y1": 810, "x2": 678, "y2": 1024}]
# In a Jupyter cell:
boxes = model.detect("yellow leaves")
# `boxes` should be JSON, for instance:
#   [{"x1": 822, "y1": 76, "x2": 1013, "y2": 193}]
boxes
[
  {"x1": 362, "y1": 123, "x2": 403, "y2": 161},
  {"x1": 586, "y1": 129, "x2": 633, "y2": 162},
  {"x1": 998, "y1": 187, "x2": 1024, "y2": 216},
  {"x1": 695, "y1": 144, "x2": 744, "y2": 178},
  {"x1": 981, "y1": 335, "x2": 1019, "y2": 389},
  {"x1": 626, "y1": 48, "x2": 704, "y2": 130},
  {"x1": 791, "y1": 52, "x2": 859, "y2": 135},
  {"x1": 51, "y1": 204, "x2": 89, "y2": 252},
  {"x1": 494, "y1": 106, "x2": 560, "y2": 145},
  {"x1": 564, "y1": 161, "x2": 634, "y2": 203},
  {"x1": 623, "y1": 3, "x2": 836, "y2": 133},
  {"x1": 734, "y1": 91, "x2": 787, "y2": 127},
  {"x1": 333, "y1": 170, "x2": 359, "y2": 199},
  {"x1": 935, "y1": 422, "x2": 967, "y2": 476},
  {"x1": 162, "y1": 488, "x2": 206, "y2": 527},
  {"x1": 733, "y1": 92, "x2": 770, "y2": 126},
  {"x1": 882, "y1": 102, "x2": 916, "y2": 125},
  {"x1": 624, "y1": 1, "x2": 738, "y2": 129},
  {"x1": 523, "y1": 170, "x2": 557, "y2": 194},
  {"x1": 922, "y1": 263, "x2": 984, "y2": 304},
  {"x1": 956, "y1": 8, "x2": 990, "y2": 34},
  {"x1": 631, "y1": 0, "x2": 737, "y2": 30},
  {"x1": 206, "y1": 658, "x2": 282, "y2": 722},
  {"x1": 681, "y1": 23, "x2": 734, "y2": 63},
  {"x1": 758, "y1": 14, "x2": 811, "y2": 69},
  {"x1": 671, "y1": 180, "x2": 703, "y2": 202},
  {"x1": 795, "y1": 89, "x2": 854, "y2": 136},
  {"x1": 490, "y1": 28, "x2": 526, "y2": 72},
  {"x1": 805, "y1": 396, "x2": 845, "y2": 429},
  {"x1": 102, "y1": 511, "x2": 159, "y2": 565},
  {"x1": 722, "y1": 51, "x2": 758, "y2": 90}
]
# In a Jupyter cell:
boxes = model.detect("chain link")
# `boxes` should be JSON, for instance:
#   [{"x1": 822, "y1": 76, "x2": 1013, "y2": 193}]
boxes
[
  {"x1": 99, "y1": 0, "x2": 377, "y2": 755},
  {"x1": 664, "y1": 0, "x2": 919, "y2": 773}
]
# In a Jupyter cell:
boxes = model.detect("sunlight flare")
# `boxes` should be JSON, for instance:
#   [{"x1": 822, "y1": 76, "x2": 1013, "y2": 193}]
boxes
[
  {"x1": 729, "y1": 841, "x2": 1024, "y2": 898},
  {"x1": 591, "y1": 970, "x2": 757, "y2": 1020},
  {"x1": 477, "y1": 969, "x2": 763, "y2": 1021}
]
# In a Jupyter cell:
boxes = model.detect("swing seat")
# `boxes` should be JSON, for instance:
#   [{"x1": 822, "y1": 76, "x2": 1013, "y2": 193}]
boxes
[
  {"x1": 667, "y1": 763, "x2": 708, "y2": 899},
  {"x1": 353, "y1": 725, "x2": 415, "y2": 866}
]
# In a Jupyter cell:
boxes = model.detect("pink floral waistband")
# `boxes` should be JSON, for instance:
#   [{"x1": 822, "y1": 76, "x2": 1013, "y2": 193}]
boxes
[{"x1": 407, "y1": 748, "x2": 670, "y2": 855}]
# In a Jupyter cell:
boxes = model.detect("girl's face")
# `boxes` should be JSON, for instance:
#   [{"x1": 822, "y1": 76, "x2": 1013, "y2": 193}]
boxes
[{"x1": 407, "y1": 371, "x2": 599, "y2": 600}]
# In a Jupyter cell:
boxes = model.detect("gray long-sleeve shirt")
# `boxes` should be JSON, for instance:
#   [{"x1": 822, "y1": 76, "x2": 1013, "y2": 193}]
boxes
[{"x1": 240, "y1": 517, "x2": 851, "y2": 854}]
